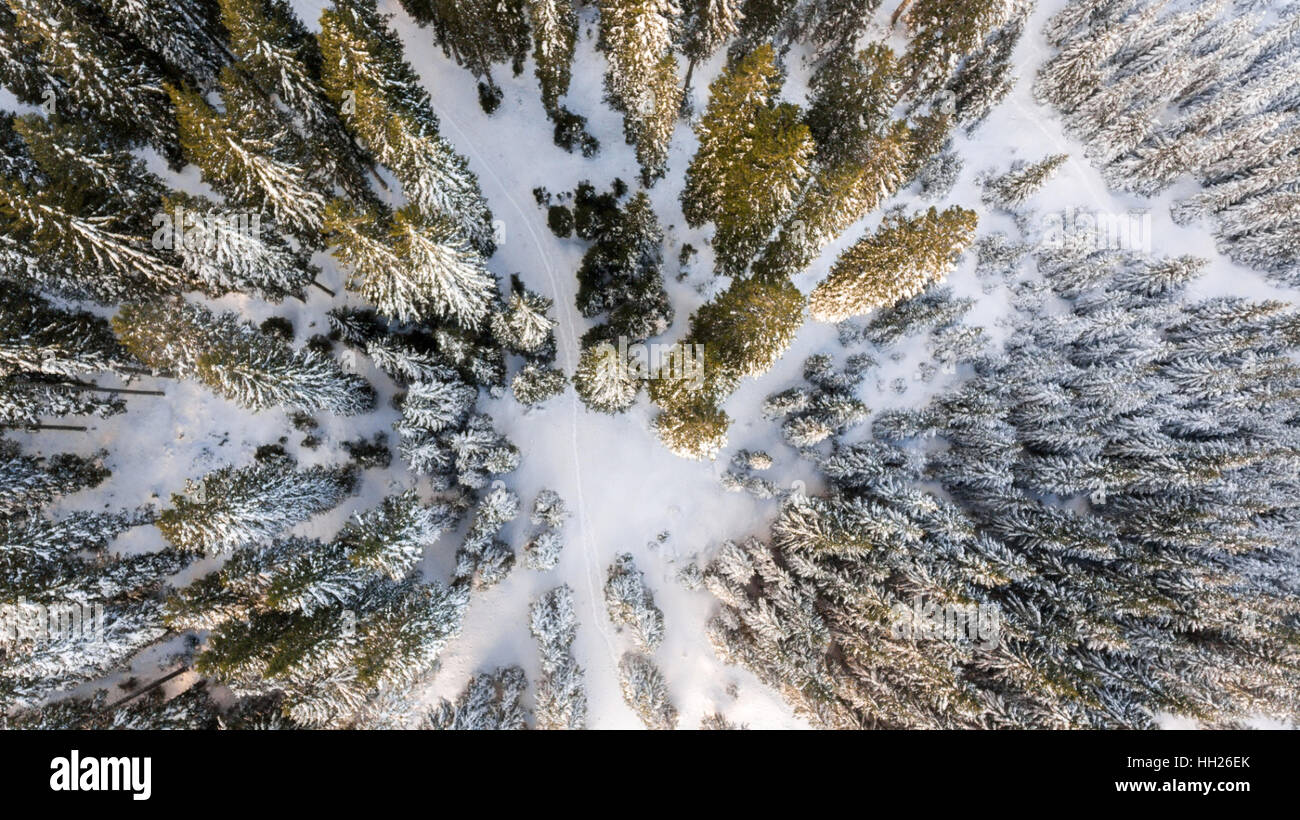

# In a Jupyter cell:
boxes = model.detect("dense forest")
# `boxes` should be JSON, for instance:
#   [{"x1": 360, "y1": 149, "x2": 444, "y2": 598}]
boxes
[{"x1": 1, "y1": 0, "x2": 1296, "y2": 730}]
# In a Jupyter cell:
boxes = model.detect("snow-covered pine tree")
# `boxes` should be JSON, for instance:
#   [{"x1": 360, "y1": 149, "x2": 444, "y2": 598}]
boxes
[
  {"x1": 5, "y1": 680, "x2": 225, "y2": 730},
  {"x1": 0, "y1": 287, "x2": 135, "y2": 383},
  {"x1": 111, "y1": 299, "x2": 240, "y2": 381},
  {"x1": 5, "y1": 0, "x2": 182, "y2": 164},
  {"x1": 603, "y1": 552, "x2": 666, "y2": 651},
  {"x1": 0, "y1": 378, "x2": 124, "y2": 430},
  {"x1": 0, "y1": 4, "x2": 48, "y2": 104},
  {"x1": 396, "y1": 372, "x2": 479, "y2": 440},
  {"x1": 454, "y1": 482, "x2": 519, "y2": 589},
  {"x1": 397, "y1": 371, "x2": 520, "y2": 489},
  {"x1": 1, "y1": 506, "x2": 190, "y2": 713},
  {"x1": 431, "y1": 326, "x2": 509, "y2": 389},
  {"x1": 217, "y1": 0, "x2": 377, "y2": 204},
  {"x1": 528, "y1": 0, "x2": 579, "y2": 113},
  {"x1": 168, "y1": 70, "x2": 328, "y2": 241},
  {"x1": 0, "y1": 114, "x2": 181, "y2": 301},
  {"x1": 981, "y1": 153, "x2": 1068, "y2": 210},
  {"x1": 617, "y1": 651, "x2": 678, "y2": 729},
  {"x1": 336, "y1": 491, "x2": 458, "y2": 580},
  {"x1": 598, "y1": 0, "x2": 685, "y2": 184},
  {"x1": 160, "y1": 192, "x2": 317, "y2": 301},
  {"x1": 113, "y1": 299, "x2": 375, "y2": 414},
  {"x1": 573, "y1": 340, "x2": 641, "y2": 414},
  {"x1": 92, "y1": 0, "x2": 228, "y2": 90},
  {"x1": 318, "y1": 0, "x2": 496, "y2": 255},
  {"x1": 0, "y1": 439, "x2": 109, "y2": 519},
  {"x1": 387, "y1": 204, "x2": 497, "y2": 329},
  {"x1": 681, "y1": 43, "x2": 814, "y2": 276},
  {"x1": 155, "y1": 452, "x2": 358, "y2": 556},
  {"x1": 529, "y1": 584, "x2": 588, "y2": 729},
  {"x1": 943, "y1": 1, "x2": 1030, "y2": 132},
  {"x1": 649, "y1": 271, "x2": 804, "y2": 459},
  {"x1": 512, "y1": 363, "x2": 567, "y2": 406},
  {"x1": 492, "y1": 277, "x2": 559, "y2": 360},
  {"x1": 809, "y1": 205, "x2": 977, "y2": 322},
  {"x1": 898, "y1": 0, "x2": 1014, "y2": 99},
  {"x1": 359, "y1": 335, "x2": 440, "y2": 386},
  {"x1": 426, "y1": 666, "x2": 529, "y2": 729},
  {"x1": 805, "y1": 43, "x2": 900, "y2": 170},
  {"x1": 0, "y1": 287, "x2": 138, "y2": 428},
  {"x1": 1041, "y1": 0, "x2": 1122, "y2": 48},
  {"x1": 917, "y1": 144, "x2": 963, "y2": 200},
  {"x1": 522, "y1": 489, "x2": 567, "y2": 570},
  {"x1": 571, "y1": 187, "x2": 673, "y2": 414},
  {"x1": 728, "y1": 0, "x2": 799, "y2": 60},
  {"x1": 766, "y1": 353, "x2": 869, "y2": 448},
  {"x1": 575, "y1": 189, "x2": 674, "y2": 343}
]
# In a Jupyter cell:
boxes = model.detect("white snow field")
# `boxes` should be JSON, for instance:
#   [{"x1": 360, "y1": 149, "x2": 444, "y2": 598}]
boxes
[{"x1": 8, "y1": 0, "x2": 1295, "y2": 728}]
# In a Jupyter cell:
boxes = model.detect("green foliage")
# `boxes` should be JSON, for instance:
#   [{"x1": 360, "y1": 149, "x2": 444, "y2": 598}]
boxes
[
  {"x1": 682, "y1": 44, "x2": 814, "y2": 277},
  {"x1": 810, "y1": 206, "x2": 977, "y2": 322}
]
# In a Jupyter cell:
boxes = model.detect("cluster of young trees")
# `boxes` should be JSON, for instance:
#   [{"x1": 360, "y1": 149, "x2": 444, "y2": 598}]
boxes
[
  {"x1": 643, "y1": 1, "x2": 1020, "y2": 459},
  {"x1": 544, "y1": 181, "x2": 674, "y2": 414},
  {"x1": 530, "y1": 583, "x2": 589, "y2": 728},
  {"x1": 603, "y1": 552, "x2": 678, "y2": 728},
  {"x1": 522, "y1": 488, "x2": 568, "y2": 570},
  {"x1": 1036, "y1": 0, "x2": 1300, "y2": 280},
  {"x1": 427, "y1": 666, "x2": 529, "y2": 729},
  {"x1": 706, "y1": 240, "x2": 1300, "y2": 728}
]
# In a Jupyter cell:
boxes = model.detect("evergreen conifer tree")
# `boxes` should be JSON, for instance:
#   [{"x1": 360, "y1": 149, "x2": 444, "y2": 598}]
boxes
[
  {"x1": 113, "y1": 300, "x2": 374, "y2": 414},
  {"x1": 319, "y1": 0, "x2": 497, "y2": 255},
  {"x1": 981, "y1": 154, "x2": 1069, "y2": 210},
  {"x1": 603, "y1": 553, "x2": 666, "y2": 651},
  {"x1": 810, "y1": 206, "x2": 977, "y2": 322},
  {"x1": 155, "y1": 453, "x2": 358, "y2": 556},
  {"x1": 168, "y1": 71, "x2": 328, "y2": 240},
  {"x1": 681, "y1": 44, "x2": 814, "y2": 276},
  {"x1": 5, "y1": 0, "x2": 182, "y2": 164},
  {"x1": 898, "y1": 0, "x2": 1014, "y2": 99},
  {"x1": 0, "y1": 115, "x2": 181, "y2": 301},
  {"x1": 598, "y1": 0, "x2": 685, "y2": 183},
  {"x1": 530, "y1": 584, "x2": 588, "y2": 729},
  {"x1": 528, "y1": 0, "x2": 579, "y2": 113},
  {"x1": 617, "y1": 651, "x2": 678, "y2": 729},
  {"x1": 1, "y1": 503, "x2": 190, "y2": 712},
  {"x1": 217, "y1": 0, "x2": 377, "y2": 203}
]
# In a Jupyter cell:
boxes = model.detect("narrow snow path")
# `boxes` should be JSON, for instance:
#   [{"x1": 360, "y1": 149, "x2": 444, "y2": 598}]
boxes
[{"x1": 425, "y1": 95, "x2": 622, "y2": 663}]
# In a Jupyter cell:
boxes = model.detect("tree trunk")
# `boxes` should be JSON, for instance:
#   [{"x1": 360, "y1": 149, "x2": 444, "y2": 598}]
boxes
[{"x1": 891, "y1": 0, "x2": 914, "y2": 28}]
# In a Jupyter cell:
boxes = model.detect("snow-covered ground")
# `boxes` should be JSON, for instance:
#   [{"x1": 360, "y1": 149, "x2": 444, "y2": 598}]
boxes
[{"x1": 10, "y1": 0, "x2": 1295, "y2": 728}]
